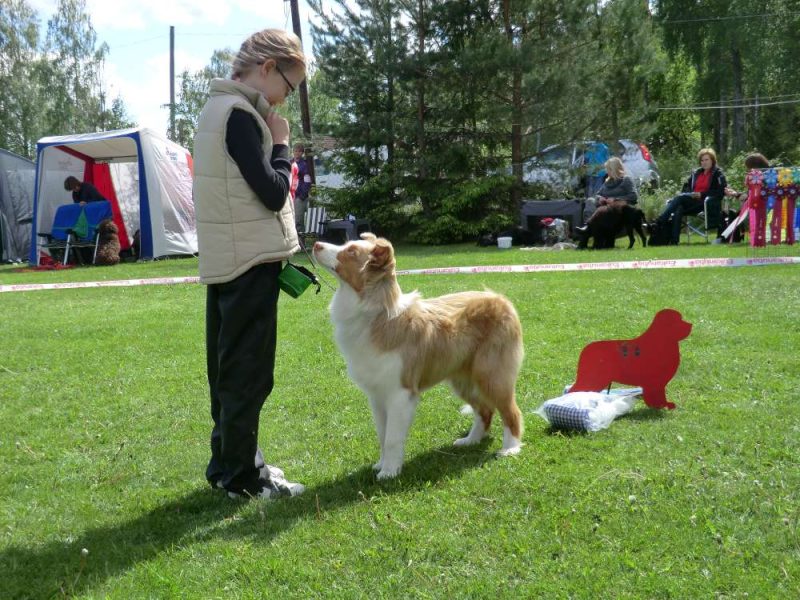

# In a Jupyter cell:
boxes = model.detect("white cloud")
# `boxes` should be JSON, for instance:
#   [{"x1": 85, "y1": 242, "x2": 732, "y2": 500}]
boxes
[
  {"x1": 104, "y1": 48, "x2": 207, "y2": 132},
  {"x1": 85, "y1": 0, "x2": 233, "y2": 30}
]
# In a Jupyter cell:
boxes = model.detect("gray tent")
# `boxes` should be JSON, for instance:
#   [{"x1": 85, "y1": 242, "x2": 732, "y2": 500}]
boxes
[{"x1": 0, "y1": 149, "x2": 35, "y2": 262}]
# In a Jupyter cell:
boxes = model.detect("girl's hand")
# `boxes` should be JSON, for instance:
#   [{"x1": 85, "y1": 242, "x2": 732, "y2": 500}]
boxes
[{"x1": 266, "y1": 111, "x2": 290, "y2": 146}]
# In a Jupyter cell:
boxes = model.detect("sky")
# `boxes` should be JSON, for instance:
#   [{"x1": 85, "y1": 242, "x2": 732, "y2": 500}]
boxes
[{"x1": 28, "y1": 0, "x2": 317, "y2": 133}]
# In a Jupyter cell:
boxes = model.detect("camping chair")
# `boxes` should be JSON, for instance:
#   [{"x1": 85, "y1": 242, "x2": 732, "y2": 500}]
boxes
[
  {"x1": 683, "y1": 196, "x2": 722, "y2": 244},
  {"x1": 38, "y1": 200, "x2": 113, "y2": 265},
  {"x1": 303, "y1": 206, "x2": 329, "y2": 240}
]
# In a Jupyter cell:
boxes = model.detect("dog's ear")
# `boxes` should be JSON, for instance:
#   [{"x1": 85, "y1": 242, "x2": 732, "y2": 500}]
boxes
[
  {"x1": 360, "y1": 232, "x2": 377, "y2": 243},
  {"x1": 368, "y1": 238, "x2": 395, "y2": 270}
]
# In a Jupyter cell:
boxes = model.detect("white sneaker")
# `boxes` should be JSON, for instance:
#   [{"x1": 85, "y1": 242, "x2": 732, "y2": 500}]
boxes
[
  {"x1": 261, "y1": 464, "x2": 285, "y2": 480},
  {"x1": 227, "y1": 476, "x2": 305, "y2": 500}
]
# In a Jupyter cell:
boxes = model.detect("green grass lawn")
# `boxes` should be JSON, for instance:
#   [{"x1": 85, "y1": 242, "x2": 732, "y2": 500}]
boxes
[{"x1": 1, "y1": 242, "x2": 799, "y2": 598}]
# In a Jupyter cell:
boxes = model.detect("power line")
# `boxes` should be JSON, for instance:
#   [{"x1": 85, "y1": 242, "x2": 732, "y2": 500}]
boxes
[
  {"x1": 109, "y1": 34, "x2": 167, "y2": 49},
  {"x1": 661, "y1": 12, "x2": 800, "y2": 24},
  {"x1": 684, "y1": 93, "x2": 800, "y2": 106},
  {"x1": 656, "y1": 98, "x2": 800, "y2": 111}
]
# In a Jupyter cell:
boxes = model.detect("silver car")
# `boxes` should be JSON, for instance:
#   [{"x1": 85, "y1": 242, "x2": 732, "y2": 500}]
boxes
[{"x1": 522, "y1": 139, "x2": 660, "y2": 194}]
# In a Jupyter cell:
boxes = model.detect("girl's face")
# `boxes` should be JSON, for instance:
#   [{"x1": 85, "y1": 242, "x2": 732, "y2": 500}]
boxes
[
  {"x1": 242, "y1": 60, "x2": 305, "y2": 106},
  {"x1": 699, "y1": 154, "x2": 714, "y2": 171}
]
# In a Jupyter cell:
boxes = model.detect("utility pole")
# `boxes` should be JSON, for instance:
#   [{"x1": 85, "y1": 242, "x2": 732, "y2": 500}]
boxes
[
  {"x1": 288, "y1": 0, "x2": 315, "y2": 185},
  {"x1": 169, "y1": 25, "x2": 176, "y2": 141}
]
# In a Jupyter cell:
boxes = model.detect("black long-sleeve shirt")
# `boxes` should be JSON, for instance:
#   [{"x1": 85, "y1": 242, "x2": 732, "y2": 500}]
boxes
[
  {"x1": 72, "y1": 182, "x2": 105, "y2": 203},
  {"x1": 225, "y1": 109, "x2": 290, "y2": 212}
]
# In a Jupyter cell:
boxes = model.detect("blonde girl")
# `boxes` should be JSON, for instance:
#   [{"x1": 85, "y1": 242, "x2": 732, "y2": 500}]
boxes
[{"x1": 193, "y1": 29, "x2": 307, "y2": 500}]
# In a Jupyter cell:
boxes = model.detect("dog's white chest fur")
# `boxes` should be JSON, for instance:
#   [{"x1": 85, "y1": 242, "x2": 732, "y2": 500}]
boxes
[{"x1": 329, "y1": 286, "x2": 404, "y2": 394}]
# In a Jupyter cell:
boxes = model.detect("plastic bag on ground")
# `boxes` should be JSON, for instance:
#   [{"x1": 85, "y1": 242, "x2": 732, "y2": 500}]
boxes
[{"x1": 534, "y1": 391, "x2": 639, "y2": 432}]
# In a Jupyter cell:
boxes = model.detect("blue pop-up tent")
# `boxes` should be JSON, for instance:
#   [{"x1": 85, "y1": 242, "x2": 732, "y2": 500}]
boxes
[{"x1": 30, "y1": 127, "x2": 197, "y2": 264}]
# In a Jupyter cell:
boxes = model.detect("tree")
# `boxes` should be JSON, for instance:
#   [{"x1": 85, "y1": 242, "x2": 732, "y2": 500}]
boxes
[
  {"x1": 0, "y1": 0, "x2": 43, "y2": 156},
  {"x1": 591, "y1": 0, "x2": 665, "y2": 142},
  {"x1": 654, "y1": 0, "x2": 800, "y2": 158},
  {"x1": 173, "y1": 49, "x2": 233, "y2": 152},
  {"x1": 310, "y1": 0, "x2": 617, "y2": 238},
  {"x1": 0, "y1": 0, "x2": 134, "y2": 157},
  {"x1": 42, "y1": 0, "x2": 110, "y2": 134}
]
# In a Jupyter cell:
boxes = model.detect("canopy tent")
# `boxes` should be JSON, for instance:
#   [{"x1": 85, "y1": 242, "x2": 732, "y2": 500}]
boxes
[
  {"x1": 30, "y1": 127, "x2": 197, "y2": 263},
  {"x1": 0, "y1": 149, "x2": 35, "y2": 262}
]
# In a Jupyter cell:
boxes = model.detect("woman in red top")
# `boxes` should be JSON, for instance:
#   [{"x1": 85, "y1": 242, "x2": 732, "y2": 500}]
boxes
[{"x1": 654, "y1": 148, "x2": 727, "y2": 245}]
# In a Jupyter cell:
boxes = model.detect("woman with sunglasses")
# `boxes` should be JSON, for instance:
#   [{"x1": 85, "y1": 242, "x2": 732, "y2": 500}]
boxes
[{"x1": 193, "y1": 29, "x2": 306, "y2": 501}]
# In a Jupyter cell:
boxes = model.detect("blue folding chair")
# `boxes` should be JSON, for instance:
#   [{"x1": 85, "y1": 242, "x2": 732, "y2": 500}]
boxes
[{"x1": 39, "y1": 200, "x2": 113, "y2": 265}]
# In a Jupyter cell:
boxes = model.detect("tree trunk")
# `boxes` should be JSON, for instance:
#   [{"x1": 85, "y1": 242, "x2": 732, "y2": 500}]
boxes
[
  {"x1": 715, "y1": 90, "x2": 726, "y2": 158},
  {"x1": 503, "y1": 0, "x2": 522, "y2": 205},
  {"x1": 386, "y1": 13, "x2": 394, "y2": 166},
  {"x1": 415, "y1": 0, "x2": 431, "y2": 216},
  {"x1": 730, "y1": 43, "x2": 745, "y2": 153}
]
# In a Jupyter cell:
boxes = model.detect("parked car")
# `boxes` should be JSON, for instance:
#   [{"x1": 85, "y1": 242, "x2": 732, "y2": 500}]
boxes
[{"x1": 521, "y1": 139, "x2": 660, "y2": 195}]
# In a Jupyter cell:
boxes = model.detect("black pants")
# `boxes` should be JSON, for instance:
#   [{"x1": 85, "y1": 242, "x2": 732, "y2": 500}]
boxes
[
  {"x1": 657, "y1": 193, "x2": 703, "y2": 244},
  {"x1": 205, "y1": 261, "x2": 281, "y2": 494}
]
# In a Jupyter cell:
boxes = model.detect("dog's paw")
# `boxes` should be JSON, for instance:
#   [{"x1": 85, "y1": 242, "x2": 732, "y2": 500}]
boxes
[
  {"x1": 376, "y1": 465, "x2": 402, "y2": 480},
  {"x1": 496, "y1": 444, "x2": 522, "y2": 457},
  {"x1": 372, "y1": 460, "x2": 382, "y2": 472},
  {"x1": 453, "y1": 435, "x2": 481, "y2": 447}
]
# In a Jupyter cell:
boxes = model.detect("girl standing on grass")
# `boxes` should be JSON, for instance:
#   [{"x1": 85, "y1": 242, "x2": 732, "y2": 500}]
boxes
[{"x1": 193, "y1": 29, "x2": 306, "y2": 500}]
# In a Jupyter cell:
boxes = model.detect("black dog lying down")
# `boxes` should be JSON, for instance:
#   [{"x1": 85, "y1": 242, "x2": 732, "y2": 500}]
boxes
[{"x1": 577, "y1": 201, "x2": 647, "y2": 249}]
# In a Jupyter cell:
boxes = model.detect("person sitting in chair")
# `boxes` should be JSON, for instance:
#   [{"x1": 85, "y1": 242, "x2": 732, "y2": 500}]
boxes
[
  {"x1": 577, "y1": 157, "x2": 638, "y2": 235},
  {"x1": 653, "y1": 148, "x2": 727, "y2": 245},
  {"x1": 64, "y1": 176, "x2": 105, "y2": 205},
  {"x1": 594, "y1": 157, "x2": 638, "y2": 206}
]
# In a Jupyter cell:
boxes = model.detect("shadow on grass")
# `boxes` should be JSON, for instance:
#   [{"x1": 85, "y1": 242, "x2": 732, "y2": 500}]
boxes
[
  {"x1": 622, "y1": 407, "x2": 669, "y2": 422},
  {"x1": 1, "y1": 442, "x2": 494, "y2": 598}
]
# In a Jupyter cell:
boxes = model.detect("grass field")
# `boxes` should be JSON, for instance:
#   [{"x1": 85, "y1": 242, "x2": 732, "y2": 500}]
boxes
[{"x1": 1, "y1": 241, "x2": 799, "y2": 598}]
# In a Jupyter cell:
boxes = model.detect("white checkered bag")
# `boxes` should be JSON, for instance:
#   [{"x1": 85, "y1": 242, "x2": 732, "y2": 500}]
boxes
[{"x1": 534, "y1": 392, "x2": 638, "y2": 432}]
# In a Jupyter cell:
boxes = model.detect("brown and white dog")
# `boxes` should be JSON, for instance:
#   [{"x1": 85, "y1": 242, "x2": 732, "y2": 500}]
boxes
[{"x1": 313, "y1": 233, "x2": 524, "y2": 479}]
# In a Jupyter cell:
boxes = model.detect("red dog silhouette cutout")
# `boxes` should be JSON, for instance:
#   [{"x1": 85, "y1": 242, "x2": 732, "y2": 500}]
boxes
[{"x1": 568, "y1": 309, "x2": 692, "y2": 409}]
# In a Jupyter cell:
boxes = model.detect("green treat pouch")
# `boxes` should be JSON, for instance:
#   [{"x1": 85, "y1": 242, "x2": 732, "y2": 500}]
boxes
[{"x1": 278, "y1": 262, "x2": 321, "y2": 298}]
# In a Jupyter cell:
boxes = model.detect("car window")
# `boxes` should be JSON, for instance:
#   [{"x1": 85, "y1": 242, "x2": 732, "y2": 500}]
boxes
[{"x1": 540, "y1": 147, "x2": 572, "y2": 167}]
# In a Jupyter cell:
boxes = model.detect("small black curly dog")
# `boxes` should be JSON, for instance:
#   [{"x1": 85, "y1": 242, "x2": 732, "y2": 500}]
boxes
[
  {"x1": 95, "y1": 218, "x2": 121, "y2": 266},
  {"x1": 577, "y1": 201, "x2": 647, "y2": 249}
]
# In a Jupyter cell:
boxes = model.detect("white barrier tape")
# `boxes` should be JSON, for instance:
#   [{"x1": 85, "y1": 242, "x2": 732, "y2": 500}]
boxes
[
  {"x1": 395, "y1": 256, "x2": 800, "y2": 276},
  {"x1": 1, "y1": 256, "x2": 797, "y2": 293},
  {"x1": 0, "y1": 276, "x2": 199, "y2": 294}
]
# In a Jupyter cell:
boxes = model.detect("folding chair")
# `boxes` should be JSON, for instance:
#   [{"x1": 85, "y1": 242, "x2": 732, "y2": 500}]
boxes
[
  {"x1": 38, "y1": 201, "x2": 113, "y2": 265},
  {"x1": 303, "y1": 206, "x2": 329, "y2": 239},
  {"x1": 684, "y1": 196, "x2": 722, "y2": 244}
]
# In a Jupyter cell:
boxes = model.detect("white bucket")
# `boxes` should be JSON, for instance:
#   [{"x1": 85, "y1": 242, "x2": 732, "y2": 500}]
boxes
[{"x1": 497, "y1": 236, "x2": 512, "y2": 249}]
